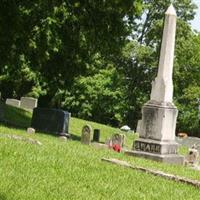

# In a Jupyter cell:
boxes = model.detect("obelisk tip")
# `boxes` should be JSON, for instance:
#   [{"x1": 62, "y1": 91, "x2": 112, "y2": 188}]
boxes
[{"x1": 165, "y1": 4, "x2": 177, "y2": 16}]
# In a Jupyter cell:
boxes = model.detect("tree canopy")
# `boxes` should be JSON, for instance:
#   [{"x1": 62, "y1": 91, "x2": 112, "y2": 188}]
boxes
[{"x1": 0, "y1": 0, "x2": 199, "y2": 135}]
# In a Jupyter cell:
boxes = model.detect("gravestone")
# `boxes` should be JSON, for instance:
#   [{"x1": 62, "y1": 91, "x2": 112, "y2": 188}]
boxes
[
  {"x1": 6, "y1": 99, "x2": 20, "y2": 107},
  {"x1": 93, "y1": 129, "x2": 100, "y2": 142},
  {"x1": 111, "y1": 133, "x2": 125, "y2": 147},
  {"x1": 20, "y1": 97, "x2": 38, "y2": 110},
  {"x1": 125, "y1": 4, "x2": 184, "y2": 164},
  {"x1": 27, "y1": 127, "x2": 35, "y2": 134},
  {"x1": 185, "y1": 145, "x2": 199, "y2": 166},
  {"x1": 31, "y1": 108, "x2": 70, "y2": 135},
  {"x1": 81, "y1": 125, "x2": 92, "y2": 145}
]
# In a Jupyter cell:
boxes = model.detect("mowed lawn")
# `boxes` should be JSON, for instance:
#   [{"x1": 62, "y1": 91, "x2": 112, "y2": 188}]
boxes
[{"x1": 0, "y1": 105, "x2": 200, "y2": 200}]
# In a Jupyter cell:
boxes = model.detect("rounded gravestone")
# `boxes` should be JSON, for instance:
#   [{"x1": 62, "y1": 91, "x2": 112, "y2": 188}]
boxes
[
  {"x1": 111, "y1": 133, "x2": 125, "y2": 147},
  {"x1": 81, "y1": 125, "x2": 92, "y2": 145}
]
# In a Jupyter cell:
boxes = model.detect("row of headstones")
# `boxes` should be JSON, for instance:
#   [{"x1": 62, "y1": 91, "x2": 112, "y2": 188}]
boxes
[
  {"x1": 6, "y1": 97, "x2": 38, "y2": 110},
  {"x1": 81, "y1": 125, "x2": 99, "y2": 145},
  {"x1": 30, "y1": 108, "x2": 125, "y2": 152},
  {"x1": 81, "y1": 124, "x2": 125, "y2": 152},
  {"x1": 29, "y1": 107, "x2": 200, "y2": 163}
]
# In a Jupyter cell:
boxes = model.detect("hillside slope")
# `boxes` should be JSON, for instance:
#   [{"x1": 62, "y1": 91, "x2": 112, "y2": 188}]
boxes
[{"x1": 0, "y1": 105, "x2": 200, "y2": 200}]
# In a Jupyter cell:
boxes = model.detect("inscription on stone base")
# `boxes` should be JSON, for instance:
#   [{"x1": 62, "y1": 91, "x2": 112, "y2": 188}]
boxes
[
  {"x1": 134, "y1": 140, "x2": 178, "y2": 155},
  {"x1": 135, "y1": 141, "x2": 161, "y2": 153}
]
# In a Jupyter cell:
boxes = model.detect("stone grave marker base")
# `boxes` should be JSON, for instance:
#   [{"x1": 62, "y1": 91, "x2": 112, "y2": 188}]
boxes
[{"x1": 125, "y1": 150, "x2": 184, "y2": 165}]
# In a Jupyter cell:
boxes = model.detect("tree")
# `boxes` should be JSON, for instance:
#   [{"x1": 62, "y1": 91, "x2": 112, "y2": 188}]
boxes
[
  {"x1": 115, "y1": 0, "x2": 198, "y2": 131},
  {"x1": 0, "y1": 0, "x2": 142, "y2": 102},
  {"x1": 174, "y1": 33, "x2": 200, "y2": 135}
]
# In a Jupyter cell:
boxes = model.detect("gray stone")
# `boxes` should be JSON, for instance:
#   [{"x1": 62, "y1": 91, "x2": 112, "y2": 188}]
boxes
[
  {"x1": 111, "y1": 133, "x2": 125, "y2": 147},
  {"x1": 31, "y1": 108, "x2": 70, "y2": 135},
  {"x1": 150, "y1": 4, "x2": 176, "y2": 103},
  {"x1": 27, "y1": 127, "x2": 35, "y2": 134},
  {"x1": 133, "y1": 138, "x2": 179, "y2": 154},
  {"x1": 136, "y1": 120, "x2": 141, "y2": 133},
  {"x1": 125, "y1": 151, "x2": 184, "y2": 165},
  {"x1": 6, "y1": 99, "x2": 20, "y2": 107},
  {"x1": 20, "y1": 97, "x2": 38, "y2": 110},
  {"x1": 139, "y1": 102, "x2": 178, "y2": 141},
  {"x1": 81, "y1": 125, "x2": 92, "y2": 145}
]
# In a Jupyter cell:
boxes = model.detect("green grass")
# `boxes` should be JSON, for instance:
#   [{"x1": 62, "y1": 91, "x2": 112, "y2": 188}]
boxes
[{"x1": 0, "y1": 104, "x2": 200, "y2": 200}]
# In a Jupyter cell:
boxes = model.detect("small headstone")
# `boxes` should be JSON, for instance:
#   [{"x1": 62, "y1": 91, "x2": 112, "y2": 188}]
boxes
[
  {"x1": 27, "y1": 127, "x2": 35, "y2": 134},
  {"x1": 111, "y1": 133, "x2": 125, "y2": 147},
  {"x1": 93, "y1": 129, "x2": 100, "y2": 142},
  {"x1": 59, "y1": 136, "x2": 68, "y2": 141},
  {"x1": 20, "y1": 97, "x2": 38, "y2": 110},
  {"x1": 31, "y1": 108, "x2": 70, "y2": 135},
  {"x1": 6, "y1": 99, "x2": 21, "y2": 107},
  {"x1": 185, "y1": 145, "x2": 199, "y2": 166},
  {"x1": 120, "y1": 125, "x2": 131, "y2": 132},
  {"x1": 81, "y1": 125, "x2": 92, "y2": 145}
]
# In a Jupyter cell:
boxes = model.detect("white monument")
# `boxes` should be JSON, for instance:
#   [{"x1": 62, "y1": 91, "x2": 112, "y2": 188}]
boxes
[{"x1": 126, "y1": 5, "x2": 184, "y2": 164}]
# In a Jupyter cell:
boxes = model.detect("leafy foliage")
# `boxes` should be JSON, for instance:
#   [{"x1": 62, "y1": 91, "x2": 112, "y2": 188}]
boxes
[{"x1": 0, "y1": 0, "x2": 199, "y2": 134}]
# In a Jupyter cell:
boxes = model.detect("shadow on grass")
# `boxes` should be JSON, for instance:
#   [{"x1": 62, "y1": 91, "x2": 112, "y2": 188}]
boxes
[
  {"x1": 0, "y1": 102, "x2": 32, "y2": 129},
  {"x1": 0, "y1": 194, "x2": 7, "y2": 200},
  {"x1": 70, "y1": 133, "x2": 81, "y2": 141}
]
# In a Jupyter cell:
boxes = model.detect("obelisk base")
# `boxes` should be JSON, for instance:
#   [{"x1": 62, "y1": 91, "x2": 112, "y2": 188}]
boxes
[
  {"x1": 125, "y1": 150, "x2": 184, "y2": 165},
  {"x1": 125, "y1": 138, "x2": 184, "y2": 165},
  {"x1": 127, "y1": 102, "x2": 184, "y2": 165}
]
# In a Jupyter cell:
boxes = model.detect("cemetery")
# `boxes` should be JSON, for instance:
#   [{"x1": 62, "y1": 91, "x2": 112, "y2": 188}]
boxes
[{"x1": 0, "y1": 1, "x2": 200, "y2": 200}]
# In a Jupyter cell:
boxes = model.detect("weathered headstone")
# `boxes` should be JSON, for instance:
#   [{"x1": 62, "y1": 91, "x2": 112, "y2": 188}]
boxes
[
  {"x1": 81, "y1": 125, "x2": 92, "y2": 145},
  {"x1": 185, "y1": 145, "x2": 199, "y2": 166},
  {"x1": 136, "y1": 120, "x2": 141, "y2": 133},
  {"x1": 31, "y1": 108, "x2": 70, "y2": 135},
  {"x1": 6, "y1": 99, "x2": 21, "y2": 107},
  {"x1": 20, "y1": 97, "x2": 38, "y2": 110},
  {"x1": 126, "y1": 4, "x2": 184, "y2": 164}
]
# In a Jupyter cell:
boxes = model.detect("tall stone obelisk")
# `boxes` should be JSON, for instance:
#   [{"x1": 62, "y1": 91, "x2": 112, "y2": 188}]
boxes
[{"x1": 126, "y1": 5, "x2": 184, "y2": 164}]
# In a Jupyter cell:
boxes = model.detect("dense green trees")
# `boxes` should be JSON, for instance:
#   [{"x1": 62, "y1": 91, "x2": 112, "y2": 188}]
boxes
[{"x1": 0, "y1": 0, "x2": 199, "y2": 135}]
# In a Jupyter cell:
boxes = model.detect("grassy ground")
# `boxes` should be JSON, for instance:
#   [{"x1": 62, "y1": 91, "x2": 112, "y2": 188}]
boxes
[{"x1": 0, "y1": 104, "x2": 200, "y2": 200}]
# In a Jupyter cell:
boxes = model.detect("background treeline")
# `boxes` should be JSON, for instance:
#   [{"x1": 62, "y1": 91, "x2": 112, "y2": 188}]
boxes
[{"x1": 0, "y1": 0, "x2": 199, "y2": 135}]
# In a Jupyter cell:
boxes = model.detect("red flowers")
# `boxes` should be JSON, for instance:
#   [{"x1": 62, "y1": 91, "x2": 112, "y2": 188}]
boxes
[{"x1": 112, "y1": 143, "x2": 121, "y2": 153}]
